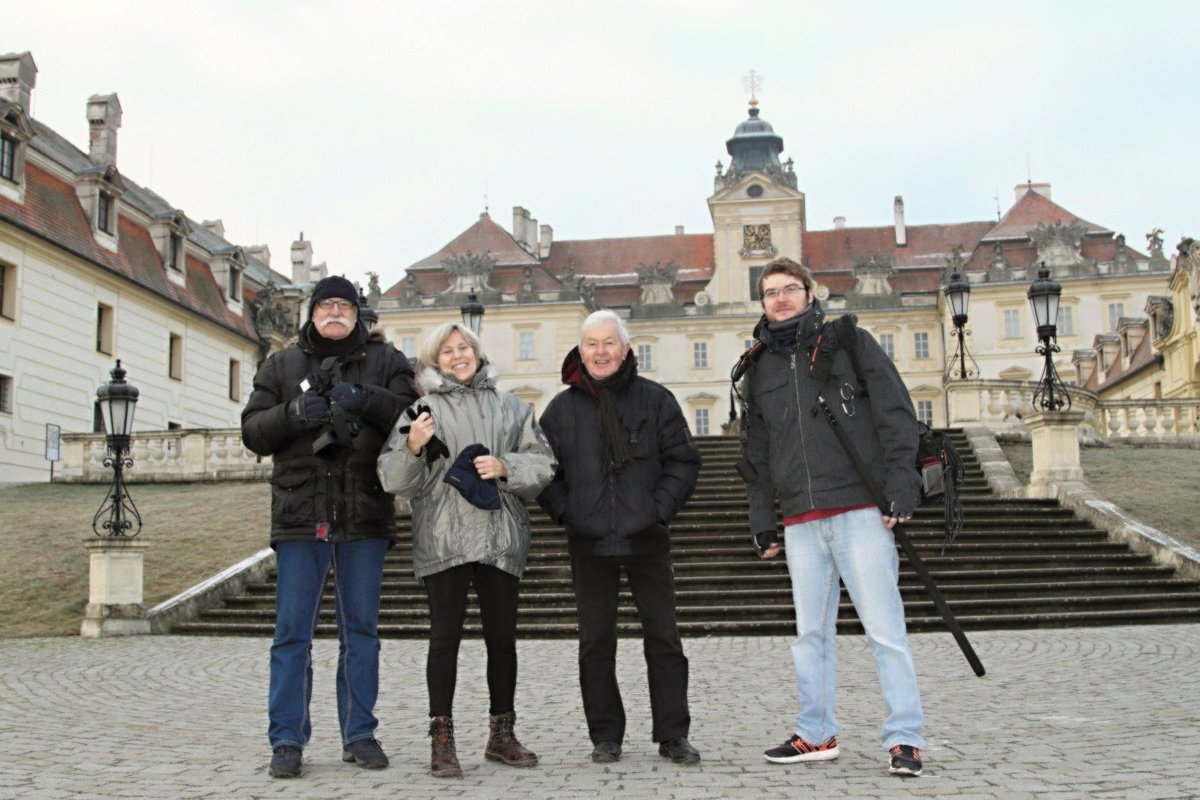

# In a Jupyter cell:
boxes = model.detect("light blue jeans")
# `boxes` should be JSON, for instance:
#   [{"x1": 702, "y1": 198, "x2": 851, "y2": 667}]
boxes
[{"x1": 783, "y1": 507, "x2": 925, "y2": 750}]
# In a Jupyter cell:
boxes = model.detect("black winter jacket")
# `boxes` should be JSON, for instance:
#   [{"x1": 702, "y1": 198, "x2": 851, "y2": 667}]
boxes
[
  {"x1": 241, "y1": 323, "x2": 417, "y2": 546},
  {"x1": 538, "y1": 351, "x2": 700, "y2": 558},
  {"x1": 740, "y1": 301, "x2": 921, "y2": 538}
]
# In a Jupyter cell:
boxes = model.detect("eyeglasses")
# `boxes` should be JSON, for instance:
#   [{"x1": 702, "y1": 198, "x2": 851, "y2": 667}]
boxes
[
  {"x1": 316, "y1": 299, "x2": 356, "y2": 312},
  {"x1": 762, "y1": 283, "x2": 809, "y2": 301}
]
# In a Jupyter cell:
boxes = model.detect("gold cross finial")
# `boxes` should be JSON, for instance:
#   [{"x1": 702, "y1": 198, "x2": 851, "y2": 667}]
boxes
[{"x1": 742, "y1": 70, "x2": 763, "y2": 107}]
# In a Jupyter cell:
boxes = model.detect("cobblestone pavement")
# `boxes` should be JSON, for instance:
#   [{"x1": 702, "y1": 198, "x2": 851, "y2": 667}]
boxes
[{"x1": 1, "y1": 625, "x2": 1197, "y2": 800}]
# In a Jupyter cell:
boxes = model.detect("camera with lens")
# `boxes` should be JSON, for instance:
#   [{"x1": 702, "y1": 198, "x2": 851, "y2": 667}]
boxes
[{"x1": 308, "y1": 358, "x2": 361, "y2": 456}]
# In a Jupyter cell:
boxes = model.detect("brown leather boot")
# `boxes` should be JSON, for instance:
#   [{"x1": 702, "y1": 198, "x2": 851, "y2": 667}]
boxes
[
  {"x1": 429, "y1": 716, "x2": 462, "y2": 778},
  {"x1": 484, "y1": 711, "x2": 539, "y2": 767}
]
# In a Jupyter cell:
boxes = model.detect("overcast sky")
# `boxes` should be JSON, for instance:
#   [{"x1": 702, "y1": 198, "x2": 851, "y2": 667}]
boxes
[{"x1": 6, "y1": 1, "x2": 1198, "y2": 291}]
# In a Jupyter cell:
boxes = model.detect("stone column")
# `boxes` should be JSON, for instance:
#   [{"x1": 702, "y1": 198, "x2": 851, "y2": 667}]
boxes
[
  {"x1": 81, "y1": 537, "x2": 151, "y2": 637},
  {"x1": 1025, "y1": 410, "x2": 1087, "y2": 498}
]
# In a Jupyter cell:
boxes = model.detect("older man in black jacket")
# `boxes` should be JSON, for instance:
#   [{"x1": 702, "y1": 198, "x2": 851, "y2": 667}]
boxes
[
  {"x1": 242, "y1": 275, "x2": 416, "y2": 779},
  {"x1": 538, "y1": 309, "x2": 702, "y2": 765}
]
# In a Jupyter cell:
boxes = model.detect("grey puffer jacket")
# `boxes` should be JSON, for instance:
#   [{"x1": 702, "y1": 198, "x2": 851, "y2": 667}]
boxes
[
  {"x1": 376, "y1": 363, "x2": 556, "y2": 580},
  {"x1": 740, "y1": 300, "x2": 921, "y2": 538}
]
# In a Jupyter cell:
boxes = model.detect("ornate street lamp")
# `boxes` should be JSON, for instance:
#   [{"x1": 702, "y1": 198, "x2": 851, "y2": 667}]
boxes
[
  {"x1": 1027, "y1": 263, "x2": 1072, "y2": 411},
  {"x1": 92, "y1": 360, "x2": 142, "y2": 537},
  {"x1": 943, "y1": 271, "x2": 978, "y2": 380},
  {"x1": 460, "y1": 289, "x2": 485, "y2": 335}
]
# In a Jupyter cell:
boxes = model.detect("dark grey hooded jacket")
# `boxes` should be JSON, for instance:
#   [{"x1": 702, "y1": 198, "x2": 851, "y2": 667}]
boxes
[{"x1": 740, "y1": 300, "x2": 921, "y2": 538}]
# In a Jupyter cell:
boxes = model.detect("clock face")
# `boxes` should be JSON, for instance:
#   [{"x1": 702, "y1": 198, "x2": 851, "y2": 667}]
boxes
[
  {"x1": 747, "y1": 184, "x2": 764, "y2": 198},
  {"x1": 743, "y1": 224, "x2": 771, "y2": 251}
]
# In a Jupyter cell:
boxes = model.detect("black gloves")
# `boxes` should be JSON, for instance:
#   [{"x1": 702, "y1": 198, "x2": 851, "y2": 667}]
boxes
[
  {"x1": 329, "y1": 382, "x2": 366, "y2": 414},
  {"x1": 287, "y1": 391, "x2": 328, "y2": 429},
  {"x1": 887, "y1": 500, "x2": 913, "y2": 520},
  {"x1": 752, "y1": 529, "x2": 779, "y2": 556},
  {"x1": 398, "y1": 403, "x2": 451, "y2": 464}
]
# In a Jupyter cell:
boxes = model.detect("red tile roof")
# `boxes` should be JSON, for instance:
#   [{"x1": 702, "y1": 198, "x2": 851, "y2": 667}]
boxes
[
  {"x1": 0, "y1": 163, "x2": 258, "y2": 341},
  {"x1": 404, "y1": 212, "x2": 540, "y2": 272},
  {"x1": 981, "y1": 190, "x2": 1109, "y2": 242}
]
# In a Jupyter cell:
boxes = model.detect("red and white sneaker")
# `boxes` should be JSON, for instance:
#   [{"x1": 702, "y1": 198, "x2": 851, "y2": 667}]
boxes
[{"x1": 763, "y1": 734, "x2": 840, "y2": 764}]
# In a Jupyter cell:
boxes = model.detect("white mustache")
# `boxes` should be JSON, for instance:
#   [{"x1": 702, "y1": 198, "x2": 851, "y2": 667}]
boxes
[{"x1": 316, "y1": 316, "x2": 353, "y2": 329}]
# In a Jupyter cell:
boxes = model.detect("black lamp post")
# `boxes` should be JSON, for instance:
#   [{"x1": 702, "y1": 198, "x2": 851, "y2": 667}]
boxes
[
  {"x1": 1027, "y1": 263, "x2": 1072, "y2": 411},
  {"x1": 460, "y1": 289, "x2": 485, "y2": 335},
  {"x1": 92, "y1": 360, "x2": 142, "y2": 537},
  {"x1": 943, "y1": 271, "x2": 977, "y2": 379}
]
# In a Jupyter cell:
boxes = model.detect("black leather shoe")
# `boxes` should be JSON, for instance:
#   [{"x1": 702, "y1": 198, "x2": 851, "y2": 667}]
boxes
[
  {"x1": 658, "y1": 736, "x2": 701, "y2": 764},
  {"x1": 591, "y1": 741, "x2": 622, "y2": 763},
  {"x1": 342, "y1": 736, "x2": 389, "y2": 769},
  {"x1": 270, "y1": 745, "x2": 303, "y2": 778}
]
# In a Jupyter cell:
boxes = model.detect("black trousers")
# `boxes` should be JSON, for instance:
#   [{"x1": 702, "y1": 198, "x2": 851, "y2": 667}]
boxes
[
  {"x1": 424, "y1": 562, "x2": 520, "y2": 718},
  {"x1": 571, "y1": 551, "x2": 690, "y2": 744}
]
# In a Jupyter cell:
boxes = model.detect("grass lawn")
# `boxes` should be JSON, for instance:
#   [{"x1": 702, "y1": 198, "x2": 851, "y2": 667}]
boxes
[
  {"x1": 0, "y1": 481, "x2": 268, "y2": 638},
  {"x1": 999, "y1": 440, "x2": 1197, "y2": 553}
]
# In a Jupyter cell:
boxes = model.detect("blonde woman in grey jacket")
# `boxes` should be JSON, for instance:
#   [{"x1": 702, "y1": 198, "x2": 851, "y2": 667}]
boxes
[{"x1": 377, "y1": 322, "x2": 555, "y2": 778}]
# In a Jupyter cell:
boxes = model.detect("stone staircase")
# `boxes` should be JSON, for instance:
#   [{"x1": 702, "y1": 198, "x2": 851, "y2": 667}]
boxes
[{"x1": 173, "y1": 432, "x2": 1200, "y2": 637}]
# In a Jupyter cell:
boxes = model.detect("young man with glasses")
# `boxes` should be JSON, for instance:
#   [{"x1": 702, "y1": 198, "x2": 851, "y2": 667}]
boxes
[
  {"x1": 736, "y1": 257, "x2": 926, "y2": 778},
  {"x1": 242, "y1": 275, "x2": 416, "y2": 778}
]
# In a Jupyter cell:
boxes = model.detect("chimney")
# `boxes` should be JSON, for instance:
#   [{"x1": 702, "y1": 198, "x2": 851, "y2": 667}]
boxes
[
  {"x1": 87, "y1": 93, "x2": 122, "y2": 165},
  {"x1": 291, "y1": 233, "x2": 313, "y2": 285},
  {"x1": 0, "y1": 51, "x2": 38, "y2": 109},
  {"x1": 833, "y1": 216, "x2": 846, "y2": 229},
  {"x1": 1014, "y1": 181, "x2": 1052, "y2": 203},
  {"x1": 893, "y1": 196, "x2": 907, "y2": 247},
  {"x1": 512, "y1": 206, "x2": 529, "y2": 248},
  {"x1": 675, "y1": 225, "x2": 685, "y2": 235},
  {"x1": 245, "y1": 244, "x2": 271, "y2": 268},
  {"x1": 526, "y1": 214, "x2": 539, "y2": 255},
  {"x1": 539, "y1": 224, "x2": 553, "y2": 258},
  {"x1": 201, "y1": 218, "x2": 225, "y2": 239}
]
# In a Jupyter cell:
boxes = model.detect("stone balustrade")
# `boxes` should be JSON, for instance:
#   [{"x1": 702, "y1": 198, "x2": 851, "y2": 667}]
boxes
[
  {"x1": 57, "y1": 429, "x2": 270, "y2": 483},
  {"x1": 1093, "y1": 398, "x2": 1200, "y2": 439}
]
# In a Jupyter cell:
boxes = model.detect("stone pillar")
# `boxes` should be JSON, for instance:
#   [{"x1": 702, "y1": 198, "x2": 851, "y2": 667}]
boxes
[
  {"x1": 1025, "y1": 410, "x2": 1087, "y2": 498},
  {"x1": 945, "y1": 380, "x2": 983, "y2": 426},
  {"x1": 81, "y1": 537, "x2": 151, "y2": 637}
]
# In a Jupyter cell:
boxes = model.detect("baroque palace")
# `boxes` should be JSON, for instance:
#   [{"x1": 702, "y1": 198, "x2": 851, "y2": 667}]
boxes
[{"x1": 2, "y1": 51, "x2": 1198, "y2": 483}]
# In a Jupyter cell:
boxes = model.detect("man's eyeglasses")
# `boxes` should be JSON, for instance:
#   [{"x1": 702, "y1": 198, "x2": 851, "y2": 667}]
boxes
[
  {"x1": 316, "y1": 298, "x2": 356, "y2": 312},
  {"x1": 762, "y1": 283, "x2": 809, "y2": 301}
]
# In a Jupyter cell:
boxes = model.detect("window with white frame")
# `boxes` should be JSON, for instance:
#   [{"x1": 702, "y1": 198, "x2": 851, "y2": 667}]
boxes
[
  {"x1": 694, "y1": 407, "x2": 710, "y2": 436},
  {"x1": 1003, "y1": 308, "x2": 1021, "y2": 339},
  {"x1": 916, "y1": 399, "x2": 933, "y2": 426},
  {"x1": 1107, "y1": 302, "x2": 1125, "y2": 332},
  {"x1": 1058, "y1": 305, "x2": 1075, "y2": 337},
  {"x1": 227, "y1": 265, "x2": 242, "y2": 301},
  {"x1": 0, "y1": 261, "x2": 14, "y2": 319},
  {"x1": 748, "y1": 266, "x2": 764, "y2": 301},
  {"x1": 168, "y1": 333, "x2": 183, "y2": 381},
  {"x1": 97, "y1": 191, "x2": 114, "y2": 234},
  {"x1": 168, "y1": 232, "x2": 184, "y2": 272},
  {"x1": 913, "y1": 331, "x2": 930, "y2": 360},
  {"x1": 692, "y1": 341, "x2": 708, "y2": 369},
  {"x1": 0, "y1": 373, "x2": 11, "y2": 413},
  {"x1": 0, "y1": 134, "x2": 15, "y2": 182},
  {"x1": 96, "y1": 303, "x2": 114, "y2": 354},
  {"x1": 637, "y1": 343, "x2": 653, "y2": 370},
  {"x1": 744, "y1": 339, "x2": 754, "y2": 352},
  {"x1": 229, "y1": 359, "x2": 241, "y2": 402},
  {"x1": 400, "y1": 335, "x2": 417, "y2": 358},
  {"x1": 878, "y1": 332, "x2": 895, "y2": 360},
  {"x1": 518, "y1": 330, "x2": 535, "y2": 360}
]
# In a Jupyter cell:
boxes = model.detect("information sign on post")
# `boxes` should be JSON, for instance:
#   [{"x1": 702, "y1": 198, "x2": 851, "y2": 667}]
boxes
[{"x1": 45, "y1": 422, "x2": 61, "y2": 480}]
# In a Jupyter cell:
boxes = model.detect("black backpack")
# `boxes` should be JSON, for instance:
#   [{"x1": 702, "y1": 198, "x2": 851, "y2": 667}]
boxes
[{"x1": 731, "y1": 314, "x2": 966, "y2": 551}]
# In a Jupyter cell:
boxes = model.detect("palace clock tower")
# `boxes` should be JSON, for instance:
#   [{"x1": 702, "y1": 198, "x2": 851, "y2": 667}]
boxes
[{"x1": 705, "y1": 98, "x2": 807, "y2": 309}]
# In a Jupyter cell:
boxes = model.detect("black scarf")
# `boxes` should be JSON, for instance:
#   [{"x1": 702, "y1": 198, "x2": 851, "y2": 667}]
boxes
[{"x1": 561, "y1": 347, "x2": 639, "y2": 477}]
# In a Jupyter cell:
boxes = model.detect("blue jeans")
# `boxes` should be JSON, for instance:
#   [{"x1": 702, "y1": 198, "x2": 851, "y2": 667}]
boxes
[
  {"x1": 268, "y1": 537, "x2": 389, "y2": 750},
  {"x1": 783, "y1": 508, "x2": 924, "y2": 750}
]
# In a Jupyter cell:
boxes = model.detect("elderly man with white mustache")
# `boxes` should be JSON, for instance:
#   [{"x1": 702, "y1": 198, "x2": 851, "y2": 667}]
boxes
[{"x1": 242, "y1": 275, "x2": 417, "y2": 779}]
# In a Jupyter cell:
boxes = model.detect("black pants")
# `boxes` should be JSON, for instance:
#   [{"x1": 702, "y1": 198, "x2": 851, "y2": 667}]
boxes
[
  {"x1": 571, "y1": 551, "x2": 690, "y2": 744},
  {"x1": 425, "y1": 562, "x2": 520, "y2": 718}
]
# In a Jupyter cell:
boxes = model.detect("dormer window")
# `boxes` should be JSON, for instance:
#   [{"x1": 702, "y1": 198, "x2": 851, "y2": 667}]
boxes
[
  {"x1": 169, "y1": 232, "x2": 182, "y2": 270},
  {"x1": 0, "y1": 133, "x2": 15, "y2": 181},
  {"x1": 75, "y1": 164, "x2": 124, "y2": 251},
  {"x1": 227, "y1": 264, "x2": 242, "y2": 301},
  {"x1": 0, "y1": 103, "x2": 34, "y2": 201},
  {"x1": 149, "y1": 209, "x2": 190, "y2": 285},
  {"x1": 97, "y1": 190, "x2": 114, "y2": 233}
]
